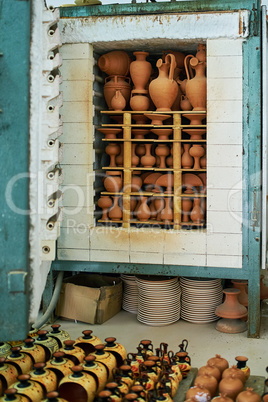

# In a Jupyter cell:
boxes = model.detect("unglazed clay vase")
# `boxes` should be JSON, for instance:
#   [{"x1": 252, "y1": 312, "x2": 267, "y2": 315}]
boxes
[
  {"x1": 181, "y1": 198, "x2": 193, "y2": 223},
  {"x1": 218, "y1": 375, "x2": 244, "y2": 401},
  {"x1": 189, "y1": 144, "x2": 205, "y2": 169},
  {"x1": 131, "y1": 175, "x2": 142, "y2": 192},
  {"x1": 155, "y1": 174, "x2": 174, "y2": 194},
  {"x1": 155, "y1": 144, "x2": 169, "y2": 169},
  {"x1": 82, "y1": 355, "x2": 108, "y2": 393},
  {"x1": 116, "y1": 144, "x2": 124, "y2": 167},
  {"x1": 182, "y1": 144, "x2": 194, "y2": 169},
  {"x1": 111, "y1": 90, "x2": 127, "y2": 111},
  {"x1": 49, "y1": 325, "x2": 70, "y2": 349},
  {"x1": 106, "y1": 142, "x2": 121, "y2": 168},
  {"x1": 196, "y1": 44, "x2": 207, "y2": 62},
  {"x1": 160, "y1": 198, "x2": 173, "y2": 223},
  {"x1": 190, "y1": 198, "x2": 204, "y2": 224},
  {"x1": 58, "y1": 366, "x2": 97, "y2": 402},
  {"x1": 140, "y1": 144, "x2": 156, "y2": 168},
  {"x1": 151, "y1": 128, "x2": 172, "y2": 141},
  {"x1": 130, "y1": 52, "x2": 152, "y2": 92},
  {"x1": 98, "y1": 196, "x2": 113, "y2": 221},
  {"x1": 131, "y1": 144, "x2": 140, "y2": 168},
  {"x1": 98, "y1": 51, "x2": 131, "y2": 76},
  {"x1": 130, "y1": 92, "x2": 150, "y2": 111},
  {"x1": 185, "y1": 55, "x2": 207, "y2": 111},
  {"x1": 108, "y1": 196, "x2": 123, "y2": 221},
  {"x1": 103, "y1": 171, "x2": 123, "y2": 193},
  {"x1": 104, "y1": 76, "x2": 131, "y2": 110},
  {"x1": 194, "y1": 374, "x2": 218, "y2": 398},
  {"x1": 34, "y1": 331, "x2": 59, "y2": 361},
  {"x1": 0, "y1": 343, "x2": 11, "y2": 359},
  {"x1": 185, "y1": 385, "x2": 211, "y2": 401},
  {"x1": 207, "y1": 355, "x2": 229, "y2": 375},
  {"x1": 215, "y1": 288, "x2": 248, "y2": 319},
  {"x1": 236, "y1": 387, "x2": 261, "y2": 402},
  {"x1": 132, "y1": 129, "x2": 150, "y2": 140},
  {"x1": 231, "y1": 280, "x2": 248, "y2": 307},
  {"x1": 149, "y1": 53, "x2": 178, "y2": 111},
  {"x1": 235, "y1": 356, "x2": 250, "y2": 381},
  {"x1": 104, "y1": 338, "x2": 127, "y2": 368},
  {"x1": 136, "y1": 197, "x2": 151, "y2": 222},
  {"x1": 197, "y1": 364, "x2": 221, "y2": 383}
]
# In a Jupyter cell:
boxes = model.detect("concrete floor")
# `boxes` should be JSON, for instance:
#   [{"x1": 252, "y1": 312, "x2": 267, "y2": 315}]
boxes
[{"x1": 45, "y1": 309, "x2": 268, "y2": 379}]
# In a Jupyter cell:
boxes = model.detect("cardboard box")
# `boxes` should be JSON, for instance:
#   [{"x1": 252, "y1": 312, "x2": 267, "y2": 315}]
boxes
[{"x1": 55, "y1": 273, "x2": 122, "y2": 324}]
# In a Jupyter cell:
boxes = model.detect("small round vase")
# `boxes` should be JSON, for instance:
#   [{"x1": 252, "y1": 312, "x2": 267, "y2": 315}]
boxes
[
  {"x1": 155, "y1": 144, "x2": 169, "y2": 169},
  {"x1": 207, "y1": 355, "x2": 229, "y2": 374},
  {"x1": 108, "y1": 196, "x2": 123, "y2": 221},
  {"x1": 136, "y1": 197, "x2": 151, "y2": 222},
  {"x1": 160, "y1": 198, "x2": 173, "y2": 223},
  {"x1": 130, "y1": 51, "x2": 152, "y2": 92},
  {"x1": 105, "y1": 142, "x2": 121, "y2": 168},
  {"x1": 236, "y1": 387, "x2": 261, "y2": 402},
  {"x1": 189, "y1": 144, "x2": 205, "y2": 169},
  {"x1": 75, "y1": 330, "x2": 102, "y2": 355},
  {"x1": 182, "y1": 144, "x2": 194, "y2": 169},
  {"x1": 103, "y1": 171, "x2": 123, "y2": 193},
  {"x1": 98, "y1": 51, "x2": 131, "y2": 76},
  {"x1": 140, "y1": 144, "x2": 156, "y2": 168},
  {"x1": 98, "y1": 196, "x2": 113, "y2": 221},
  {"x1": 235, "y1": 356, "x2": 250, "y2": 381},
  {"x1": 130, "y1": 92, "x2": 150, "y2": 111},
  {"x1": 180, "y1": 95, "x2": 192, "y2": 111},
  {"x1": 111, "y1": 90, "x2": 127, "y2": 111},
  {"x1": 190, "y1": 198, "x2": 204, "y2": 224},
  {"x1": 218, "y1": 375, "x2": 244, "y2": 401}
]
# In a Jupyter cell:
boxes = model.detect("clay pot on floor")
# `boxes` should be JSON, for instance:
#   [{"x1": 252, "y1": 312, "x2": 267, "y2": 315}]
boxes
[
  {"x1": 215, "y1": 288, "x2": 248, "y2": 319},
  {"x1": 21, "y1": 338, "x2": 46, "y2": 364},
  {"x1": 58, "y1": 341, "x2": 85, "y2": 366},
  {"x1": 218, "y1": 375, "x2": 244, "y2": 401},
  {"x1": 46, "y1": 352, "x2": 74, "y2": 383},
  {"x1": 104, "y1": 338, "x2": 127, "y2": 368},
  {"x1": 75, "y1": 330, "x2": 102, "y2": 355},
  {"x1": 58, "y1": 366, "x2": 97, "y2": 402}
]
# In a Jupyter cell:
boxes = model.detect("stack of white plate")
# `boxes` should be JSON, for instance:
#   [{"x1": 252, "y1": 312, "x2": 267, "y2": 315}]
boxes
[
  {"x1": 121, "y1": 274, "x2": 139, "y2": 314},
  {"x1": 180, "y1": 277, "x2": 223, "y2": 324},
  {"x1": 135, "y1": 275, "x2": 181, "y2": 326}
]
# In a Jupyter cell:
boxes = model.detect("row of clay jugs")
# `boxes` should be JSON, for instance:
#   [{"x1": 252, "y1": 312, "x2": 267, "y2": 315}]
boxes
[
  {"x1": 149, "y1": 53, "x2": 178, "y2": 111},
  {"x1": 58, "y1": 366, "x2": 97, "y2": 402}
]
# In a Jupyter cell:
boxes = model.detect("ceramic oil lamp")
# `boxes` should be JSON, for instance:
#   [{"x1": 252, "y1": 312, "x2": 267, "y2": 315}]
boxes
[
  {"x1": 58, "y1": 366, "x2": 97, "y2": 402},
  {"x1": 104, "y1": 338, "x2": 127, "y2": 368},
  {"x1": 75, "y1": 330, "x2": 102, "y2": 356},
  {"x1": 21, "y1": 338, "x2": 46, "y2": 364},
  {"x1": 46, "y1": 352, "x2": 74, "y2": 383},
  {"x1": 58, "y1": 341, "x2": 85, "y2": 366},
  {"x1": 82, "y1": 355, "x2": 108, "y2": 393},
  {"x1": 12, "y1": 374, "x2": 44, "y2": 402},
  {"x1": 49, "y1": 325, "x2": 70, "y2": 349},
  {"x1": 29, "y1": 362, "x2": 58, "y2": 394},
  {"x1": 34, "y1": 331, "x2": 59, "y2": 361},
  {"x1": 92, "y1": 344, "x2": 117, "y2": 382}
]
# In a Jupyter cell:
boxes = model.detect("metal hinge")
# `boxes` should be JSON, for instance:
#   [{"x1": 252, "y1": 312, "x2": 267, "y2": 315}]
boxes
[{"x1": 250, "y1": 187, "x2": 260, "y2": 232}]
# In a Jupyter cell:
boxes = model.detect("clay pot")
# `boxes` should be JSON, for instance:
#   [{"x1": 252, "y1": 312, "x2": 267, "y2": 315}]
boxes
[
  {"x1": 6, "y1": 347, "x2": 33, "y2": 375},
  {"x1": 111, "y1": 90, "x2": 127, "y2": 111},
  {"x1": 43, "y1": 391, "x2": 69, "y2": 401},
  {"x1": 130, "y1": 51, "x2": 152, "y2": 92},
  {"x1": 182, "y1": 144, "x2": 194, "y2": 169},
  {"x1": 215, "y1": 288, "x2": 248, "y2": 319},
  {"x1": 182, "y1": 198, "x2": 193, "y2": 223},
  {"x1": 222, "y1": 365, "x2": 246, "y2": 384},
  {"x1": 34, "y1": 331, "x2": 59, "y2": 361},
  {"x1": 186, "y1": 385, "x2": 211, "y2": 401},
  {"x1": 82, "y1": 355, "x2": 108, "y2": 393},
  {"x1": 182, "y1": 173, "x2": 203, "y2": 194},
  {"x1": 197, "y1": 364, "x2": 221, "y2": 382},
  {"x1": 104, "y1": 338, "x2": 127, "y2": 368},
  {"x1": 218, "y1": 375, "x2": 244, "y2": 401},
  {"x1": 196, "y1": 44, "x2": 207, "y2": 62},
  {"x1": 155, "y1": 144, "x2": 169, "y2": 169},
  {"x1": 108, "y1": 196, "x2": 123, "y2": 221},
  {"x1": 103, "y1": 171, "x2": 123, "y2": 193},
  {"x1": 106, "y1": 142, "x2": 121, "y2": 167},
  {"x1": 58, "y1": 340, "x2": 85, "y2": 366},
  {"x1": 98, "y1": 196, "x2": 113, "y2": 221},
  {"x1": 140, "y1": 144, "x2": 156, "y2": 168},
  {"x1": 131, "y1": 144, "x2": 140, "y2": 168},
  {"x1": 194, "y1": 374, "x2": 218, "y2": 398},
  {"x1": 211, "y1": 394, "x2": 233, "y2": 402},
  {"x1": 49, "y1": 325, "x2": 71, "y2": 349},
  {"x1": 12, "y1": 374, "x2": 44, "y2": 402},
  {"x1": 92, "y1": 345, "x2": 117, "y2": 382},
  {"x1": 149, "y1": 53, "x2": 178, "y2": 111},
  {"x1": 0, "y1": 388, "x2": 29, "y2": 401},
  {"x1": 131, "y1": 175, "x2": 142, "y2": 192},
  {"x1": 98, "y1": 51, "x2": 131, "y2": 76},
  {"x1": 21, "y1": 338, "x2": 46, "y2": 364},
  {"x1": 231, "y1": 280, "x2": 248, "y2": 306},
  {"x1": 104, "y1": 76, "x2": 131, "y2": 110},
  {"x1": 235, "y1": 356, "x2": 250, "y2": 381},
  {"x1": 180, "y1": 95, "x2": 192, "y2": 111},
  {"x1": 184, "y1": 55, "x2": 207, "y2": 111},
  {"x1": 155, "y1": 174, "x2": 174, "y2": 194},
  {"x1": 46, "y1": 352, "x2": 74, "y2": 383},
  {"x1": 236, "y1": 388, "x2": 261, "y2": 402},
  {"x1": 136, "y1": 197, "x2": 151, "y2": 222},
  {"x1": 115, "y1": 144, "x2": 124, "y2": 167},
  {"x1": 0, "y1": 343, "x2": 11, "y2": 359},
  {"x1": 160, "y1": 198, "x2": 173, "y2": 223},
  {"x1": 190, "y1": 198, "x2": 205, "y2": 224},
  {"x1": 189, "y1": 144, "x2": 205, "y2": 169},
  {"x1": 98, "y1": 128, "x2": 122, "y2": 140},
  {"x1": 58, "y1": 366, "x2": 97, "y2": 402},
  {"x1": 0, "y1": 357, "x2": 20, "y2": 393},
  {"x1": 29, "y1": 362, "x2": 58, "y2": 394},
  {"x1": 130, "y1": 92, "x2": 150, "y2": 111},
  {"x1": 151, "y1": 128, "x2": 172, "y2": 141},
  {"x1": 207, "y1": 355, "x2": 229, "y2": 374}
]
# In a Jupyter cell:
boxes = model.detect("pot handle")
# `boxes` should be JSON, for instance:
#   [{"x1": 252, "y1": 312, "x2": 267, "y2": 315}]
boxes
[
  {"x1": 184, "y1": 54, "x2": 195, "y2": 81},
  {"x1": 166, "y1": 53, "x2": 176, "y2": 81}
]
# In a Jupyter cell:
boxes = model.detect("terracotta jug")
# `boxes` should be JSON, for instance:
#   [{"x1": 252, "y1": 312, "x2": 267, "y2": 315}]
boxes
[
  {"x1": 108, "y1": 196, "x2": 123, "y2": 221},
  {"x1": 149, "y1": 53, "x2": 178, "y2": 111},
  {"x1": 130, "y1": 52, "x2": 152, "y2": 92},
  {"x1": 104, "y1": 76, "x2": 131, "y2": 110},
  {"x1": 180, "y1": 95, "x2": 192, "y2": 111},
  {"x1": 196, "y1": 44, "x2": 207, "y2": 62},
  {"x1": 184, "y1": 55, "x2": 207, "y2": 111},
  {"x1": 82, "y1": 355, "x2": 108, "y2": 393},
  {"x1": 136, "y1": 197, "x2": 151, "y2": 222},
  {"x1": 98, "y1": 196, "x2": 113, "y2": 221},
  {"x1": 111, "y1": 90, "x2": 127, "y2": 111},
  {"x1": 58, "y1": 366, "x2": 97, "y2": 402},
  {"x1": 218, "y1": 375, "x2": 244, "y2": 401},
  {"x1": 98, "y1": 51, "x2": 131, "y2": 76},
  {"x1": 49, "y1": 325, "x2": 70, "y2": 349},
  {"x1": 103, "y1": 171, "x2": 123, "y2": 193},
  {"x1": 207, "y1": 355, "x2": 229, "y2": 374},
  {"x1": 75, "y1": 330, "x2": 102, "y2": 355}
]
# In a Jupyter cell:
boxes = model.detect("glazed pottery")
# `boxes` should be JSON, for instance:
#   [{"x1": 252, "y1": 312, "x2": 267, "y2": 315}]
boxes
[
  {"x1": 104, "y1": 381, "x2": 122, "y2": 401},
  {"x1": 21, "y1": 338, "x2": 46, "y2": 364},
  {"x1": 185, "y1": 385, "x2": 211, "y2": 401},
  {"x1": 184, "y1": 54, "x2": 207, "y2": 111},
  {"x1": 215, "y1": 288, "x2": 248, "y2": 319},
  {"x1": 98, "y1": 128, "x2": 122, "y2": 140},
  {"x1": 139, "y1": 360, "x2": 159, "y2": 384},
  {"x1": 111, "y1": 90, "x2": 127, "y2": 111},
  {"x1": 231, "y1": 280, "x2": 248, "y2": 306},
  {"x1": 190, "y1": 198, "x2": 205, "y2": 224},
  {"x1": 6, "y1": 347, "x2": 33, "y2": 375},
  {"x1": 149, "y1": 53, "x2": 178, "y2": 111},
  {"x1": 82, "y1": 355, "x2": 108, "y2": 393},
  {"x1": 0, "y1": 344, "x2": 11, "y2": 360},
  {"x1": 197, "y1": 364, "x2": 221, "y2": 383},
  {"x1": 140, "y1": 144, "x2": 155, "y2": 168},
  {"x1": 58, "y1": 366, "x2": 97, "y2": 402},
  {"x1": 92, "y1": 344, "x2": 117, "y2": 382},
  {"x1": 175, "y1": 352, "x2": 191, "y2": 379},
  {"x1": 97, "y1": 390, "x2": 113, "y2": 402},
  {"x1": 207, "y1": 355, "x2": 229, "y2": 374},
  {"x1": 104, "y1": 171, "x2": 123, "y2": 193},
  {"x1": 12, "y1": 374, "x2": 44, "y2": 402},
  {"x1": 46, "y1": 352, "x2": 74, "y2": 383},
  {"x1": 0, "y1": 388, "x2": 29, "y2": 401},
  {"x1": 43, "y1": 391, "x2": 69, "y2": 401},
  {"x1": 194, "y1": 374, "x2": 218, "y2": 398},
  {"x1": 189, "y1": 145, "x2": 205, "y2": 169},
  {"x1": 49, "y1": 325, "x2": 70, "y2": 349},
  {"x1": 104, "y1": 338, "x2": 127, "y2": 368},
  {"x1": 0, "y1": 357, "x2": 20, "y2": 393},
  {"x1": 235, "y1": 356, "x2": 250, "y2": 381},
  {"x1": 130, "y1": 51, "x2": 151, "y2": 90},
  {"x1": 130, "y1": 385, "x2": 146, "y2": 401},
  {"x1": 98, "y1": 51, "x2": 131, "y2": 76},
  {"x1": 136, "y1": 197, "x2": 151, "y2": 222},
  {"x1": 139, "y1": 340, "x2": 154, "y2": 357},
  {"x1": 104, "y1": 76, "x2": 131, "y2": 110},
  {"x1": 237, "y1": 388, "x2": 261, "y2": 402},
  {"x1": 182, "y1": 144, "x2": 194, "y2": 169},
  {"x1": 115, "y1": 364, "x2": 134, "y2": 389},
  {"x1": 222, "y1": 365, "x2": 246, "y2": 384},
  {"x1": 98, "y1": 196, "x2": 113, "y2": 221},
  {"x1": 34, "y1": 331, "x2": 59, "y2": 360},
  {"x1": 29, "y1": 362, "x2": 58, "y2": 393},
  {"x1": 130, "y1": 92, "x2": 150, "y2": 111},
  {"x1": 58, "y1": 340, "x2": 85, "y2": 366},
  {"x1": 108, "y1": 196, "x2": 123, "y2": 221},
  {"x1": 182, "y1": 198, "x2": 193, "y2": 223},
  {"x1": 218, "y1": 375, "x2": 244, "y2": 400}
]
